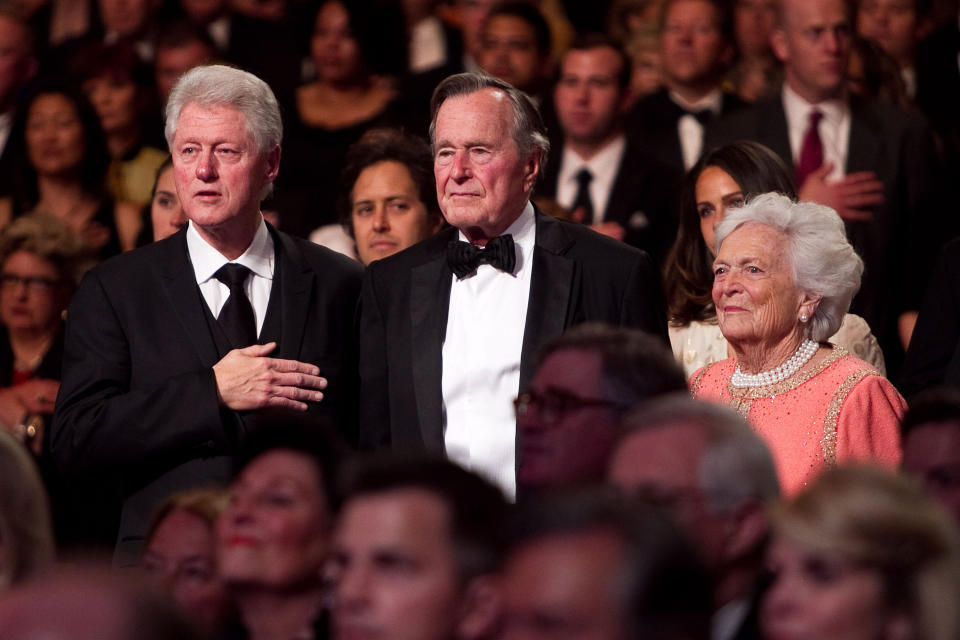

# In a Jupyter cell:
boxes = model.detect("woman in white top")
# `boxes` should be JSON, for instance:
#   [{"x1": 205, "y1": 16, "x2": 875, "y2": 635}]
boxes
[{"x1": 663, "y1": 141, "x2": 884, "y2": 377}]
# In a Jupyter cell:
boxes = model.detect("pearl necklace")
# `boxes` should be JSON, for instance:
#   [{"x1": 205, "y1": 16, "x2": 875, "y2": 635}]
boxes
[{"x1": 731, "y1": 339, "x2": 819, "y2": 388}]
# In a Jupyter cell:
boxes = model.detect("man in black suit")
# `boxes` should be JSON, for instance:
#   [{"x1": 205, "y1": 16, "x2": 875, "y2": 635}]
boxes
[
  {"x1": 51, "y1": 65, "x2": 363, "y2": 560},
  {"x1": 705, "y1": 0, "x2": 941, "y2": 374},
  {"x1": 538, "y1": 34, "x2": 680, "y2": 265},
  {"x1": 628, "y1": 0, "x2": 741, "y2": 174},
  {"x1": 358, "y1": 73, "x2": 668, "y2": 499}
]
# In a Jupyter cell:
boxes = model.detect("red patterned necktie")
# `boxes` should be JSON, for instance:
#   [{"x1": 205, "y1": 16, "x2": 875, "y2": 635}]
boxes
[{"x1": 794, "y1": 109, "x2": 824, "y2": 188}]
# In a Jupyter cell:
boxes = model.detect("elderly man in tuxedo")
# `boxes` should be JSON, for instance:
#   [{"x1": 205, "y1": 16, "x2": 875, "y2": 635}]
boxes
[
  {"x1": 51, "y1": 65, "x2": 362, "y2": 560},
  {"x1": 358, "y1": 72, "x2": 667, "y2": 498}
]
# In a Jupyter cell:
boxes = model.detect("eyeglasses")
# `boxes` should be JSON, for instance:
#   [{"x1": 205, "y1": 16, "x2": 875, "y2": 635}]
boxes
[
  {"x1": 513, "y1": 389, "x2": 627, "y2": 425},
  {"x1": 0, "y1": 273, "x2": 60, "y2": 294}
]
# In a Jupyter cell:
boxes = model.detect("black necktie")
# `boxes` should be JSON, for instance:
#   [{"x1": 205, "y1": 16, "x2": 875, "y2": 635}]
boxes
[
  {"x1": 214, "y1": 263, "x2": 257, "y2": 348},
  {"x1": 572, "y1": 167, "x2": 595, "y2": 224},
  {"x1": 447, "y1": 235, "x2": 517, "y2": 279},
  {"x1": 688, "y1": 108, "x2": 713, "y2": 126}
]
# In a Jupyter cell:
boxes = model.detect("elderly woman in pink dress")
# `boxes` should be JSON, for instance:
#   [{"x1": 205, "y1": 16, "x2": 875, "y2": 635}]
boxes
[{"x1": 691, "y1": 192, "x2": 903, "y2": 495}]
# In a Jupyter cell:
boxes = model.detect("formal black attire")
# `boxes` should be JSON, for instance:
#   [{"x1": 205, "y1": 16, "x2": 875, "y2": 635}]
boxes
[
  {"x1": 357, "y1": 207, "x2": 669, "y2": 452},
  {"x1": 50, "y1": 223, "x2": 362, "y2": 561},
  {"x1": 704, "y1": 93, "x2": 942, "y2": 374}
]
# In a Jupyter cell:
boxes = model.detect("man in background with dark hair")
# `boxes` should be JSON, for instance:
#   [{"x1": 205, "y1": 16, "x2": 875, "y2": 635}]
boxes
[
  {"x1": 477, "y1": 2, "x2": 554, "y2": 101},
  {"x1": 516, "y1": 323, "x2": 686, "y2": 492},
  {"x1": 328, "y1": 455, "x2": 508, "y2": 640},
  {"x1": 901, "y1": 388, "x2": 960, "y2": 524},
  {"x1": 537, "y1": 34, "x2": 680, "y2": 263}
]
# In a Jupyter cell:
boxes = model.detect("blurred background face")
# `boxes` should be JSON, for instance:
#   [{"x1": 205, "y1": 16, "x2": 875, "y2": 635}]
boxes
[
  {"x1": 631, "y1": 46, "x2": 663, "y2": 100},
  {"x1": 179, "y1": 0, "x2": 227, "y2": 24},
  {"x1": 151, "y1": 165, "x2": 187, "y2": 241},
  {"x1": 661, "y1": 0, "x2": 729, "y2": 86},
  {"x1": 857, "y1": 0, "x2": 919, "y2": 66},
  {"x1": 696, "y1": 166, "x2": 745, "y2": 255},
  {"x1": 217, "y1": 450, "x2": 329, "y2": 589},
  {"x1": 735, "y1": 0, "x2": 777, "y2": 57},
  {"x1": 761, "y1": 536, "x2": 898, "y2": 640},
  {"x1": 457, "y1": 0, "x2": 497, "y2": 60},
  {"x1": 155, "y1": 41, "x2": 213, "y2": 105},
  {"x1": 479, "y1": 14, "x2": 543, "y2": 92},
  {"x1": 773, "y1": 0, "x2": 851, "y2": 103},
  {"x1": 0, "y1": 16, "x2": 34, "y2": 110},
  {"x1": 311, "y1": 1, "x2": 362, "y2": 85},
  {"x1": 82, "y1": 75, "x2": 138, "y2": 135},
  {"x1": 0, "y1": 251, "x2": 63, "y2": 334},
  {"x1": 98, "y1": 0, "x2": 151, "y2": 36},
  {"x1": 554, "y1": 46, "x2": 626, "y2": 146},
  {"x1": 25, "y1": 93, "x2": 85, "y2": 177},
  {"x1": 902, "y1": 422, "x2": 960, "y2": 525},
  {"x1": 141, "y1": 508, "x2": 226, "y2": 633},
  {"x1": 351, "y1": 160, "x2": 437, "y2": 265}
]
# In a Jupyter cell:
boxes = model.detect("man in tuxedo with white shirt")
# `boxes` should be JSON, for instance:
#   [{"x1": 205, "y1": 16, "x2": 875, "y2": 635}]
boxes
[
  {"x1": 705, "y1": 0, "x2": 942, "y2": 374},
  {"x1": 537, "y1": 35, "x2": 680, "y2": 265},
  {"x1": 52, "y1": 65, "x2": 362, "y2": 559},
  {"x1": 358, "y1": 73, "x2": 668, "y2": 499}
]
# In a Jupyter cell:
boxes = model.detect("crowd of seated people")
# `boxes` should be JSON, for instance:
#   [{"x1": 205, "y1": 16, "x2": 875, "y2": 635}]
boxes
[{"x1": 3, "y1": 0, "x2": 960, "y2": 638}]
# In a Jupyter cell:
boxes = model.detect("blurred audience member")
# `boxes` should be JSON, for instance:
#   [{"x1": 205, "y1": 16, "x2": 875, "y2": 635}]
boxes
[
  {"x1": 0, "y1": 9, "x2": 37, "y2": 198},
  {"x1": 403, "y1": 0, "x2": 450, "y2": 74},
  {"x1": 706, "y1": 0, "x2": 942, "y2": 373},
  {"x1": 329, "y1": 455, "x2": 508, "y2": 640},
  {"x1": 218, "y1": 423, "x2": 345, "y2": 640},
  {"x1": 626, "y1": 30, "x2": 664, "y2": 103},
  {"x1": 608, "y1": 394, "x2": 779, "y2": 640},
  {"x1": 847, "y1": 35, "x2": 911, "y2": 107},
  {"x1": 901, "y1": 388, "x2": 960, "y2": 524},
  {"x1": 0, "y1": 79, "x2": 140, "y2": 257},
  {"x1": 857, "y1": 0, "x2": 931, "y2": 98},
  {"x1": 629, "y1": 0, "x2": 739, "y2": 173},
  {"x1": 692, "y1": 193, "x2": 903, "y2": 495},
  {"x1": 477, "y1": 3, "x2": 554, "y2": 100},
  {"x1": 325, "y1": 128, "x2": 442, "y2": 265},
  {"x1": 501, "y1": 489, "x2": 712, "y2": 640},
  {"x1": 0, "y1": 429, "x2": 53, "y2": 591},
  {"x1": 516, "y1": 324, "x2": 685, "y2": 492},
  {"x1": 153, "y1": 20, "x2": 217, "y2": 106},
  {"x1": 537, "y1": 34, "x2": 679, "y2": 259},
  {"x1": 665, "y1": 141, "x2": 884, "y2": 377},
  {"x1": 727, "y1": 0, "x2": 780, "y2": 102},
  {"x1": 140, "y1": 488, "x2": 229, "y2": 635},
  {"x1": 94, "y1": 0, "x2": 157, "y2": 61},
  {"x1": 607, "y1": 0, "x2": 665, "y2": 47},
  {"x1": 762, "y1": 466, "x2": 960, "y2": 640},
  {"x1": 0, "y1": 215, "x2": 89, "y2": 453},
  {"x1": 70, "y1": 40, "x2": 166, "y2": 207},
  {"x1": 138, "y1": 156, "x2": 186, "y2": 244},
  {"x1": 279, "y1": 0, "x2": 405, "y2": 238},
  {"x1": 0, "y1": 566, "x2": 204, "y2": 640}
]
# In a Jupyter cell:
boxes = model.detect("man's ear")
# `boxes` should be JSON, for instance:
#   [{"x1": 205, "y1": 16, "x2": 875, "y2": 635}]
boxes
[
  {"x1": 455, "y1": 575, "x2": 503, "y2": 640},
  {"x1": 264, "y1": 145, "x2": 281, "y2": 182},
  {"x1": 770, "y1": 29, "x2": 789, "y2": 64},
  {"x1": 522, "y1": 151, "x2": 542, "y2": 193},
  {"x1": 723, "y1": 500, "x2": 770, "y2": 563}
]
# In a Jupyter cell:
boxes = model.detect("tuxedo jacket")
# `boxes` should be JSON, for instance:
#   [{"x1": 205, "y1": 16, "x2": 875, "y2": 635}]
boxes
[
  {"x1": 704, "y1": 93, "x2": 942, "y2": 371},
  {"x1": 627, "y1": 88, "x2": 745, "y2": 173},
  {"x1": 537, "y1": 138, "x2": 682, "y2": 266},
  {"x1": 357, "y1": 208, "x2": 669, "y2": 452},
  {"x1": 50, "y1": 224, "x2": 363, "y2": 559}
]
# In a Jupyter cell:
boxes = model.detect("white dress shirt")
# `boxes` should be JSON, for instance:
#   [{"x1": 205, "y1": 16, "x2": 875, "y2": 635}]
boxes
[
  {"x1": 556, "y1": 135, "x2": 626, "y2": 223},
  {"x1": 187, "y1": 217, "x2": 275, "y2": 336},
  {"x1": 782, "y1": 84, "x2": 851, "y2": 183},
  {"x1": 671, "y1": 88, "x2": 722, "y2": 170},
  {"x1": 442, "y1": 202, "x2": 536, "y2": 499},
  {"x1": 409, "y1": 16, "x2": 447, "y2": 73}
]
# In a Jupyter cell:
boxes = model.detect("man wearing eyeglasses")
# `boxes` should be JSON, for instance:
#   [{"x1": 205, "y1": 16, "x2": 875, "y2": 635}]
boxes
[{"x1": 515, "y1": 324, "x2": 685, "y2": 492}]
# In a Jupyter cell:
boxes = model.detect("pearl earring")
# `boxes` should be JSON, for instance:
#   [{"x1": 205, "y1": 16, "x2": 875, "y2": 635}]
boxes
[{"x1": 800, "y1": 314, "x2": 808, "y2": 323}]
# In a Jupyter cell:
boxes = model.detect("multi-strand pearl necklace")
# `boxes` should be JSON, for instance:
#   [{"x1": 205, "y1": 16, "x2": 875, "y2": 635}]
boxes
[{"x1": 731, "y1": 339, "x2": 819, "y2": 388}]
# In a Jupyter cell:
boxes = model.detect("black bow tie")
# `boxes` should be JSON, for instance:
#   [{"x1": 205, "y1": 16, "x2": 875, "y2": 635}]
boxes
[
  {"x1": 447, "y1": 235, "x2": 517, "y2": 278},
  {"x1": 686, "y1": 108, "x2": 714, "y2": 125}
]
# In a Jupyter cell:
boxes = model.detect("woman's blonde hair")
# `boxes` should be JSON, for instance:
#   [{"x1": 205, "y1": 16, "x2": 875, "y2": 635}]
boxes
[{"x1": 771, "y1": 466, "x2": 960, "y2": 640}]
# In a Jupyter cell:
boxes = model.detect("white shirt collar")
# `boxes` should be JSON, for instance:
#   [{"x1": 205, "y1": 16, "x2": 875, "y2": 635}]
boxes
[
  {"x1": 457, "y1": 201, "x2": 536, "y2": 276},
  {"x1": 782, "y1": 82, "x2": 848, "y2": 128},
  {"x1": 187, "y1": 216, "x2": 275, "y2": 285},
  {"x1": 669, "y1": 88, "x2": 723, "y2": 115}
]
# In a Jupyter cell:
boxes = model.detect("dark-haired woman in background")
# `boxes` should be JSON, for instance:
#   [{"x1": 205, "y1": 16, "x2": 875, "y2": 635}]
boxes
[
  {"x1": 664, "y1": 140, "x2": 884, "y2": 377},
  {"x1": 0, "y1": 79, "x2": 141, "y2": 258}
]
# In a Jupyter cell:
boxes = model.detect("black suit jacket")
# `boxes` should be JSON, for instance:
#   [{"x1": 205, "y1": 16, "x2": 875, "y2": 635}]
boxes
[
  {"x1": 537, "y1": 137, "x2": 681, "y2": 265},
  {"x1": 50, "y1": 225, "x2": 363, "y2": 559},
  {"x1": 704, "y1": 93, "x2": 942, "y2": 371},
  {"x1": 357, "y1": 208, "x2": 668, "y2": 452}
]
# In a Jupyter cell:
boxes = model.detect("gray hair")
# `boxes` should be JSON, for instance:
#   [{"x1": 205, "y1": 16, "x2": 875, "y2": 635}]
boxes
[
  {"x1": 428, "y1": 72, "x2": 550, "y2": 170},
  {"x1": 164, "y1": 64, "x2": 282, "y2": 153},
  {"x1": 621, "y1": 394, "x2": 781, "y2": 513},
  {"x1": 714, "y1": 192, "x2": 864, "y2": 341}
]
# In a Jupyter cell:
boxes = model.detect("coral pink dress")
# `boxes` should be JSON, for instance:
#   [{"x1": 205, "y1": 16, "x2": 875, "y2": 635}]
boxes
[{"x1": 691, "y1": 346, "x2": 904, "y2": 495}]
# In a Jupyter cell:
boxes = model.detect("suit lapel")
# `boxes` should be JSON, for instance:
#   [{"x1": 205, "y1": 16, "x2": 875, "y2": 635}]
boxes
[
  {"x1": 271, "y1": 228, "x2": 313, "y2": 360},
  {"x1": 763, "y1": 99, "x2": 794, "y2": 171},
  {"x1": 519, "y1": 211, "x2": 575, "y2": 391},
  {"x1": 410, "y1": 230, "x2": 456, "y2": 452},
  {"x1": 846, "y1": 97, "x2": 881, "y2": 174},
  {"x1": 157, "y1": 230, "x2": 220, "y2": 367}
]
